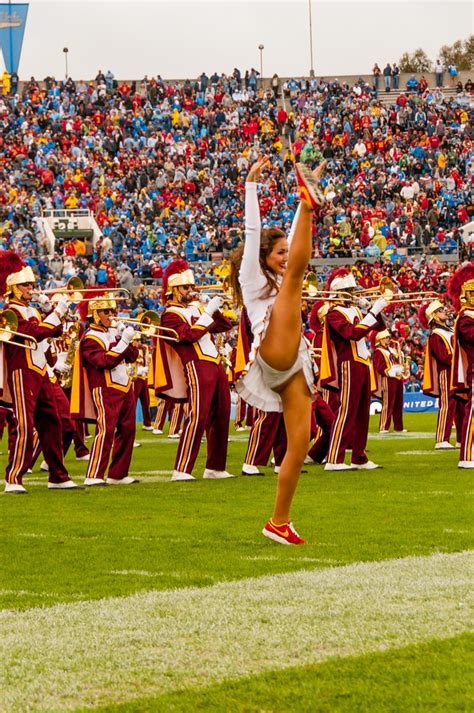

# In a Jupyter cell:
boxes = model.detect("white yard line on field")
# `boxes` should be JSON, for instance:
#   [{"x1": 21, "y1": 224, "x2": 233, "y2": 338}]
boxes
[
  {"x1": 396, "y1": 450, "x2": 458, "y2": 456},
  {"x1": 0, "y1": 551, "x2": 472, "y2": 712}
]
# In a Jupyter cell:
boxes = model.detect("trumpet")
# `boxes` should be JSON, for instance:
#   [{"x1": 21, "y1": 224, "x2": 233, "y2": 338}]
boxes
[
  {"x1": 0, "y1": 309, "x2": 38, "y2": 350},
  {"x1": 34, "y1": 277, "x2": 130, "y2": 301},
  {"x1": 117, "y1": 310, "x2": 179, "y2": 342}
]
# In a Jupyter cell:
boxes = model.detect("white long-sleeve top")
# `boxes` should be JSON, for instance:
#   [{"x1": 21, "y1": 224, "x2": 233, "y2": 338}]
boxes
[{"x1": 238, "y1": 182, "x2": 301, "y2": 358}]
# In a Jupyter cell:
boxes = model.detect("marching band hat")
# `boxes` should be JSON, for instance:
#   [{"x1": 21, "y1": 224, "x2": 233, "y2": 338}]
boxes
[
  {"x1": 447, "y1": 262, "x2": 474, "y2": 311},
  {"x1": 325, "y1": 267, "x2": 357, "y2": 292},
  {"x1": 424, "y1": 299, "x2": 445, "y2": 324},
  {"x1": 161, "y1": 259, "x2": 195, "y2": 304},
  {"x1": 5, "y1": 266, "x2": 36, "y2": 292},
  {"x1": 0, "y1": 250, "x2": 30, "y2": 295}
]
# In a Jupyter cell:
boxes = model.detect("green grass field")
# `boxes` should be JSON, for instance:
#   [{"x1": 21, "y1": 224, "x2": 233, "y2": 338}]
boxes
[{"x1": 1, "y1": 413, "x2": 473, "y2": 712}]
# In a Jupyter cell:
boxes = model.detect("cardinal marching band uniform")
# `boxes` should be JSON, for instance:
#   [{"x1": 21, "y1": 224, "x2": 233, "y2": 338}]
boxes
[
  {"x1": 0, "y1": 252, "x2": 77, "y2": 493},
  {"x1": 234, "y1": 396, "x2": 255, "y2": 431},
  {"x1": 448, "y1": 265, "x2": 474, "y2": 469},
  {"x1": 132, "y1": 338, "x2": 153, "y2": 430},
  {"x1": 371, "y1": 329, "x2": 406, "y2": 434},
  {"x1": 152, "y1": 397, "x2": 185, "y2": 437},
  {"x1": 158, "y1": 260, "x2": 235, "y2": 481},
  {"x1": 71, "y1": 295, "x2": 139, "y2": 485},
  {"x1": 320, "y1": 268, "x2": 387, "y2": 470},
  {"x1": 306, "y1": 300, "x2": 336, "y2": 465},
  {"x1": 420, "y1": 300, "x2": 464, "y2": 449}
]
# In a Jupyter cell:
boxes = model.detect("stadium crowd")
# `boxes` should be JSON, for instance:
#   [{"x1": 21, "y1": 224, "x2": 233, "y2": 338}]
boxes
[{"x1": 0, "y1": 68, "x2": 472, "y2": 386}]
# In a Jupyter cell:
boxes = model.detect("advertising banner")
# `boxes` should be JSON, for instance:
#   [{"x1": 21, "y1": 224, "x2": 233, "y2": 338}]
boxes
[{"x1": 0, "y1": 3, "x2": 28, "y2": 75}]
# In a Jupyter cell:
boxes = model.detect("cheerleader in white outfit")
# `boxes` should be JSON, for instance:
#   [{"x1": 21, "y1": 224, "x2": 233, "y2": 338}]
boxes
[{"x1": 231, "y1": 156, "x2": 325, "y2": 544}]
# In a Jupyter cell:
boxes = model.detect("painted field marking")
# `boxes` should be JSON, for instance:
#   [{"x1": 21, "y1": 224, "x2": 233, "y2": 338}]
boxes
[
  {"x1": 1, "y1": 551, "x2": 472, "y2": 712},
  {"x1": 396, "y1": 450, "x2": 459, "y2": 456}
]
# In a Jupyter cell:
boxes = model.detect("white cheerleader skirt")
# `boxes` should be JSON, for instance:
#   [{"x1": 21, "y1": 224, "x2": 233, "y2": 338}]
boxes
[{"x1": 235, "y1": 336, "x2": 315, "y2": 413}]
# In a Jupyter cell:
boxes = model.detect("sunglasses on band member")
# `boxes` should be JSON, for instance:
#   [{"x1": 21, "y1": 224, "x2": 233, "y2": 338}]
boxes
[{"x1": 99, "y1": 309, "x2": 114, "y2": 315}]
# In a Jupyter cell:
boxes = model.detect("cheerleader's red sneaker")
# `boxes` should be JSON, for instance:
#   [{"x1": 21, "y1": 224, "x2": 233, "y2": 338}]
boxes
[
  {"x1": 295, "y1": 162, "x2": 325, "y2": 209},
  {"x1": 262, "y1": 519, "x2": 306, "y2": 545}
]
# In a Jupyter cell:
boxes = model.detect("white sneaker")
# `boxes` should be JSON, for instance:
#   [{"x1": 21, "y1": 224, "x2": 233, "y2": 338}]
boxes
[
  {"x1": 458, "y1": 460, "x2": 474, "y2": 469},
  {"x1": 40, "y1": 460, "x2": 49, "y2": 472},
  {"x1": 107, "y1": 476, "x2": 139, "y2": 485},
  {"x1": 26, "y1": 468, "x2": 32, "y2": 474},
  {"x1": 351, "y1": 460, "x2": 381, "y2": 470},
  {"x1": 168, "y1": 433, "x2": 180, "y2": 439},
  {"x1": 203, "y1": 469, "x2": 236, "y2": 479},
  {"x1": 171, "y1": 470, "x2": 195, "y2": 481},
  {"x1": 142, "y1": 425, "x2": 153, "y2": 431},
  {"x1": 241, "y1": 464, "x2": 263, "y2": 476},
  {"x1": 235, "y1": 426, "x2": 246, "y2": 432},
  {"x1": 274, "y1": 465, "x2": 281, "y2": 474},
  {"x1": 4, "y1": 482, "x2": 27, "y2": 494},
  {"x1": 133, "y1": 441, "x2": 142, "y2": 448},
  {"x1": 48, "y1": 480, "x2": 78, "y2": 489},
  {"x1": 324, "y1": 463, "x2": 355, "y2": 471},
  {"x1": 304, "y1": 455, "x2": 315, "y2": 464},
  {"x1": 379, "y1": 430, "x2": 389, "y2": 435},
  {"x1": 435, "y1": 442, "x2": 455, "y2": 450},
  {"x1": 76, "y1": 454, "x2": 90, "y2": 461},
  {"x1": 455, "y1": 442, "x2": 461, "y2": 448},
  {"x1": 152, "y1": 429, "x2": 163, "y2": 435},
  {"x1": 84, "y1": 477, "x2": 107, "y2": 486}
]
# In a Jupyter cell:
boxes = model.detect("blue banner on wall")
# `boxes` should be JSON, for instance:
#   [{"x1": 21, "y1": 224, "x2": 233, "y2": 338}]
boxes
[
  {"x1": 0, "y1": 3, "x2": 28, "y2": 75},
  {"x1": 371, "y1": 392, "x2": 439, "y2": 415}
]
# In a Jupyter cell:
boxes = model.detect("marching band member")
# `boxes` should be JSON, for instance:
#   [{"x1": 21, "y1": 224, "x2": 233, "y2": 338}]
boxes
[
  {"x1": 152, "y1": 396, "x2": 169, "y2": 434},
  {"x1": 71, "y1": 294, "x2": 140, "y2": 485},
  {"x1": 231, "y1": 158, "x2": 325, "y2": 544},
  {"x1": 132, "y1": 335, "x2": 153, "y2": 431},
  {"x1": 448, "y1": 264, "x2": 474, "y2": 469},
  {"x1": 320, "y1": 268, "x2": 387, "y2": 471},
  {"x1": 167, "y1": 401, "x2": 185, "y2": 439},
  {"x1": 0, "y1": 252, "x2": 77, "y2": 493},
  {"x1": 371, "y1": 329, "x2": 406, "y2": 434},
  {"x1": 242, "y1": 410, "x2": 286, "y2": 476},
  {"x1": 158, "y1": 259, "x2": 235, "y2": 481},
  {"x1": 420, "y1": 300, "x2": 464, "y2": 449},
  {"x1": 305, "y1": 299, "x2": 336, "y2": 465}
]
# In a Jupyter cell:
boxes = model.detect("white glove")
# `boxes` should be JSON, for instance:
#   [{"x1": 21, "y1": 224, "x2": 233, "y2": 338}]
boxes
[
  {"x1": 120, "y1": 326, "x2": 136, "y2": 345},
  {"x1": 356, "y1": 296, "x2": 371, "y2": 309},
  {"x1": 113, "y1": 320, "x2": 126, "y2": 334},
  {"x1": 388, "y1": 364, "x2": 405, "y2": 378},
  {"x1": 54, "y1": 294, "x2": 70, "y2": 318},
  {"x1": 137, "y1": 366, "x2": 148, "y2": 378},
  {"x1": 37, "y1": 293, "x2": 53, "y2": 313},
  {"x1": 370, "y1": 297, "x2": 388, "y2": 316},
  {"x1": 204, "y1": 295, "x2": 224, "y2": 316},
  {"x1": 55, "y1": 355, "x2": 71, "y2": 375}
]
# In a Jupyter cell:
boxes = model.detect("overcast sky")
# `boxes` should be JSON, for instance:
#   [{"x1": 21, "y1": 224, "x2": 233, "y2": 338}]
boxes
[{"x1": 10, "y1": 0, "x2": 473, "y2": 81}]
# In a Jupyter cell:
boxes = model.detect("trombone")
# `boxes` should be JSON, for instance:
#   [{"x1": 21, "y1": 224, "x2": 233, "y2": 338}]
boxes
[
  {"x1": 34, "y1": 276, "x2": 130, "y2": 301},
  {"x1": 0, "y1": 309, "x2": 38, "y2": 350},
  {"x1": 117, "y1": 310, "x2": 179, "y2": 342},
  {"x1": 357, "y1": 277, "x2": 438, "y2": 304}
]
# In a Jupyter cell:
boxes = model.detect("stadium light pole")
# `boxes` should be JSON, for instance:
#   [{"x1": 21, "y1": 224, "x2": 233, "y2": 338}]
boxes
[
  {"x1": 63, "y1": 47, "x2": 69, "y2": 80},
  {"x1": 258, "y1": 44, "x2": 264, "y2": 91},
  {"x1": 308, "y1": 0, "x2": 315, "y2": 77}
]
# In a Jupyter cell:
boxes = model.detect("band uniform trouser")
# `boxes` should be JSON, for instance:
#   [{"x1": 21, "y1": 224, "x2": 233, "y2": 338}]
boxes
[
  {"x1": 435, "y1": 369, "x2": 464, "y2": 445},
  {"x1": 459, "y1": 374, "x2": 473, "y2": 463},
  {"x1": 5, "y1": 369, "x2": 70, "y2": 485},
  {"x1": 244, "y1": 411, "x2": 286, "y2": 467},
  {"x1": 174, "y1": 361, "x2": 230, "y2": 475},
  {"x1": 380, "y1": 376, "x2": 404, "y2": 432},
  {"x1": 134, "y1": 377, "x2": 152, "y2": 427},
  {"x1": 327, "y1": 360, "x2": 371, "y2": 465},
  {"x1": 63, "y1": 386, "x2": 89, "y2": 457},
  {"x1": 154, "y1": 398, "x2": 170, "y2": 432},
  {"x1": 169, "y1": 402, "x2": 185, "y2": 436},
  {"x1": 308, "y1": 394, "x2": 336, "y2": 463},
  {"x1": 30, "y1": 381, "x2": 75, "y2": 469},
  {"x1": 86, "y1": 386, "x2": 136, "y2": 481}
]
